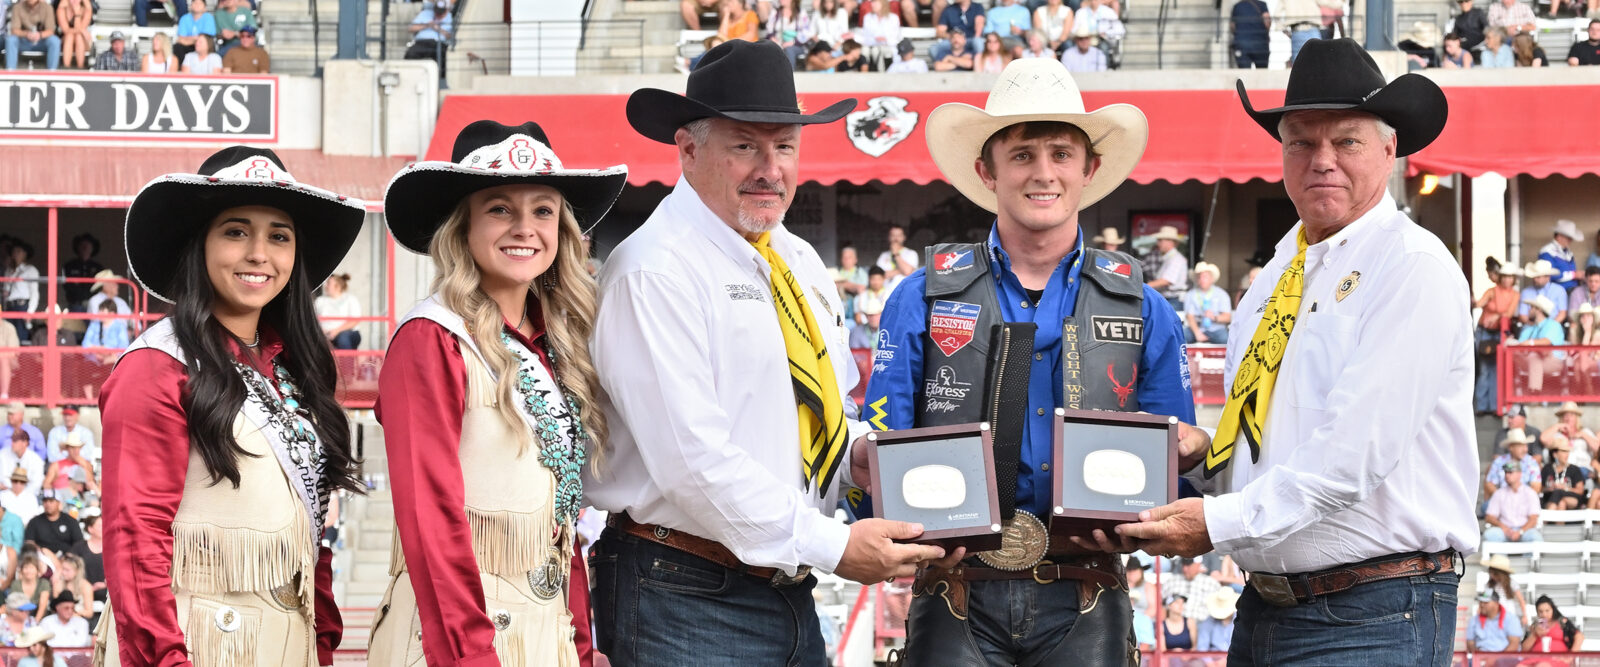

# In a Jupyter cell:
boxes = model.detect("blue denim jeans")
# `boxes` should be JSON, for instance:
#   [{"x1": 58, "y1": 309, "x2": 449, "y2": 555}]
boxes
[
  {"x1": 1228, "y1": 569, "x2": 1460, "y2": 666},
  {"x1": 1482, "y1": 526, "x2": 1542, "y2": 542},
  {"x1": 4, "y1": 34, "x2": 61, "y2": 70},
  {"x1": 332, "y1": 330, "x2": 361, "y2": 350},
  {"x1": 1475, "y1": 327, "x2": 1500, "y2": 412},
  {"x1": 901, "y1": 572, "x2": 1135, "y2": 666},
  {"x1": 1289, "y1": 28, "x2": 1321, "y2": 62},
  {"x1": 589, "y1": 528, "x2": 826, "y2": 667}
]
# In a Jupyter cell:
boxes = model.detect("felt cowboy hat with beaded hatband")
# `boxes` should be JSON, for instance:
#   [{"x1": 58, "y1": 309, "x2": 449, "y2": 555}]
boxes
[
  {"x1": 1237, "y1": 38, "x2": 1448, "y2": 158},
  {"x1": 384, "y1": 120, "x2": 628, "y2": 254},
  {"x1": 125, "y1": 146, "x2": 367, "y2": 303},
  {"x1": 626, "y1": 39, "x2": 857, "y2": 145},
  {"x1": 926, "y1": 57, "x2": 1148, "y2": 214}
]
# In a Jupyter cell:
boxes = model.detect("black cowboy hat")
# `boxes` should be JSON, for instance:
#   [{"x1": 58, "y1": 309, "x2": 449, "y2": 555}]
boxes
[
  {"x1": 384, "y1": 120, "x2": 629, "y2": 255},
  {"x1": 48, "y1": 591, "x2": 75, "y2": 611},
  {"x1": 125, "y1": 146, "x2": 368, "y2": 303},
  {"x1": 627, "y1": 39, "x2": 858, "y2": 144},
  {"x1": 1237, "y1": 38, "x2": 1447, "y2": 157},
  {"x1": 70, "y1": 233, "x2": 99, "y2": 257}
]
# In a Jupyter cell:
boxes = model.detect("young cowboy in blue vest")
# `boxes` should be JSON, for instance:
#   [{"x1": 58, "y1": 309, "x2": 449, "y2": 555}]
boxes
[{"x1": 848, "y1": 58, "x2": 1212, "y2": 665}]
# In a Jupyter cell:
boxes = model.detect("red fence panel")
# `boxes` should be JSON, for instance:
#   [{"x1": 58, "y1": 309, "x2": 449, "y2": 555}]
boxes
[{"x1": 1498, "y1": 344, "x2": 1600, "y2": 413}]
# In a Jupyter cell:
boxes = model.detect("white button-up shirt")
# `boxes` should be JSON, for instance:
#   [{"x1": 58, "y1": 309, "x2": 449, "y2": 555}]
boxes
[
  {"x1": 1189, "y1": 196, "x2": 1479, "y2": 574},
  {"x1": 586, "y1": 178, "x2": 868, "y2": 576}
]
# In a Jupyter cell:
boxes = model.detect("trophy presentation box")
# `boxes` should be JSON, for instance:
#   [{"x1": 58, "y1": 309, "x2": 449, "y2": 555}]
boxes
[
  {"x1": 865, "y1": 423, "x2": 1004, "y2": 553},
  {"x1": 1049, "y1": 408, "x2": 1179, "y2": 537}
]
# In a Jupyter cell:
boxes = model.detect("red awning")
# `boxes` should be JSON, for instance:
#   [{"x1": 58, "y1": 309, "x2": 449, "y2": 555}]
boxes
[
  {"x1": 1406, "y1": 85, "x2": 1600, "y2": 180},
  {"x1": 0, "y1": 146, "x2": 407, "y2": 208},
  {"x1": 429, "y1": 84, "x2": 1600, "y2": 186},
  {"x1": 429, "y1": 90, "x2": 1287, "y2": 186}
]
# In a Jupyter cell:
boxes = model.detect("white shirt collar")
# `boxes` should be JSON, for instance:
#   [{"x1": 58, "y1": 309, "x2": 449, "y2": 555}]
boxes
[
  {"x1": 670, "y1": 176, "x2": 799, "y2": 279},
  {"x1": 1276, "y1": 194, "x2": 1397, "y2": 268}
]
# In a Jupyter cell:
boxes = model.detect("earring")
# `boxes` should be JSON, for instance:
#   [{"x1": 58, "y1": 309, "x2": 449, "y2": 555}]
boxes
[{"x1": 541, "y1": 269, "x2": 559, "y2": 291}]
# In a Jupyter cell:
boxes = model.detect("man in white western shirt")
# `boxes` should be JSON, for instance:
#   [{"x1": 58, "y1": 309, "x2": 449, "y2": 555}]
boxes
[
  {"x1": 1119, "y1": 39, "x2": 1478, "y2": 666},
  {"x1": 585, "y1": 40, "x2": 943, "y2": 667}
]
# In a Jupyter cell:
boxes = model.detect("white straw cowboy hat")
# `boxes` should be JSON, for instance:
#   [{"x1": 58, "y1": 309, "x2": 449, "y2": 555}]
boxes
[
  {"x1": 1525, "y1": 259, "x2": 1560, "y2": 278},
  {"x1": 1194, "y1": 262, "x2": 1221, "y2": 280},
  {"x1": 1554, "y1": 219, "x2": 1586, "y2": 242},
  {"x1": 925, "y1": 58, "x2": 1148, "y2": 214},
  {"x1": 1528, "y1": 295, "x2": 1557, "y2": 318},
  {"x1": 1557, "y1": 400, "x2": 1584, "y2": 417},
  {"x1": 1152, "y1": 226, "x2": 1184, "y2": 242},
  {"x1": 1480, "y1": 553, "x2": 1516, "y2": 575},
  {"x1": 1403, "y1": 21, "x2": 1441, "y2": 49},
  {"x1": 1093, "y1": 227, "x2": 1126, "y2": 245},
  {"x1": 1206, "y1": 588, "x2": 1241, "y2": 620},
  {"x1": 1499, "y1": 427, "x2": 1532, "y2": 448}
]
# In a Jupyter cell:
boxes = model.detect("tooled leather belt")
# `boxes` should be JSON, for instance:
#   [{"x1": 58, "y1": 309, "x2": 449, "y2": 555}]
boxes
[
  {"x1": 1248, "y1": 549, "x2": 1458, "y2": 607},
  {"x1": 953, "y1": 554, "x2": 1125, "y2": 588},
  {"x1": 608, "y1": 513, "x2": 813, "y2": 588}
]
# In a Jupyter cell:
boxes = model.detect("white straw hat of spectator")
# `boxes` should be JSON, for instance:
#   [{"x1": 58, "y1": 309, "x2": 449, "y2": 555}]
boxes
[
  {"x1": 1403, "y1": 21, "x2": 1440, "y2": 49},
  {"x1": 925, "y1": 57, "x2": 1148, "y2": 214},
  {"x1": 1152, "y1": 226, "x2": 1185, "y2": 243},
  {"x1": 1557, "y1": 400, "x2": 1583, "y2": 417},
  {"x1": 1554, "y1": 219, "x2": 1585, "y2": 242},
  {"x1": 1480, "y1": 553, "x2": 1516, "y2": 574},
  {"x1": 1528, "y1": 295, "x2": 1557, "y2": 317},
  {"x1": 1093, "y1": 227, "x2": 1126, "y2": 245},
  {"x1": 1206, "y1": 589, "x2": 1240, "y2": 620},
  {"x1": 1581, "y1": 303, "x2": 1597, "y2": 317},
  {"x1": 1194, "y1": 262, "x2": 1220, "y2": 280},
  {"x1": 1525, "y1": 259, "x2": 1560, "y2": 278},
  {"x1": 125, "y1": 146, "x2": 368, "y2": 304},
  {"x1": 384, "y1": 120, "x2": 628, "y2": 255},
  {"x1": 1499, "y1": 427, "x2": 1532, "y2": 448},
  {"x1": 13, "y1": 627, "x2": 52, "y2": 647}
]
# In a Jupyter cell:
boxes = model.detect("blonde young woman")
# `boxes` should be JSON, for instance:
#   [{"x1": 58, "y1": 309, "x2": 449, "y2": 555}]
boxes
[
  {"x1": 142, "y1": 32, "x2": 177, "y2": 73},
  {"x1": 49, "y1": 553, "x2": 93, "y2": 623},
  {"x1": 368, "y1": 120, "x2": 625, "y2": 666}
]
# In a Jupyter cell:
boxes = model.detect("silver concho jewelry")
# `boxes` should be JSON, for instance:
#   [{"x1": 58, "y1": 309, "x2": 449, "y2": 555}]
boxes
[
  {"x1": 529, "y1": 552, "x2": 566, "y2": 601},
  {"x1": 976, "y1": 510, "x2": 1050, "y2": 571},
  {"x1": 491, "y1": 609, "x2": 512, "y2": 632},
  {"x1": 215, "y1": 606, "x2": 242, "y2": 633}
]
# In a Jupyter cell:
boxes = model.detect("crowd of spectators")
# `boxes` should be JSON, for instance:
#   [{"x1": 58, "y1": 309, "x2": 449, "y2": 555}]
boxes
[
  {"x1": 686, "y1": 0, "x2": 1125, "y2": 72},
  {"x1": 1477, "y1": 220, "x2": 1600, "y2": 413},
  {"x1": 0, "y1": 403, "x2": 103, "y2": 649},
  {"x1": 1394, "y1": 0, "x2": 1598, "y2": 71},
  {"x1": 1, "y1": 0, "x2": 268, "y2": 73}
]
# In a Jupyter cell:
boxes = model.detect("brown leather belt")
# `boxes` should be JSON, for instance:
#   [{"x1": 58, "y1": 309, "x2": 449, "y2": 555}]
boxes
[
  {"x1": 952, "y1": 555, "x2": 1124, "y2": 589},
  {"x1": 914, "y1": 554, "x2": 1126, "y2": 620},
  {"x1": 607, "y1": 513, "x2": 813, "y2": 588},
  {"x1": 1248, "y1": 550, "x2": 1458, "y2": 607}
]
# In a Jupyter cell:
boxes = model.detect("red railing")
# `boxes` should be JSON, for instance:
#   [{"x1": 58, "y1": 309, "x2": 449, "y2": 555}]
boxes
[{"x1": 1498, "y1": 344, "x2": 1600, "y2": 414}]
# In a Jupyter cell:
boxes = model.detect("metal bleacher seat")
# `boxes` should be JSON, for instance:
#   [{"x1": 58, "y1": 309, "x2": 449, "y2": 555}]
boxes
[
  {"x1": 1479, "y1": 541, "x2": 1538, "y2": 575},
  {"x1": 1539, "y1": 509, "x2": 1595, "y2": 543},
  {"x1": 1536, "y1": 541, "x2": 1586, "y2": 574},
  {"x1": 1574, "y1": 604, "x2": 1600, "y2": 633},
  {"x1": 1527, "y1": 572, "x2": 1584, "y2": 608}
]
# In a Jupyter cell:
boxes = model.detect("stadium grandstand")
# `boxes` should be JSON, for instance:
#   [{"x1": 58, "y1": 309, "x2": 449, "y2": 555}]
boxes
[{"x1": 1, "y1": 0, "x2": 1599, "y2": 663}]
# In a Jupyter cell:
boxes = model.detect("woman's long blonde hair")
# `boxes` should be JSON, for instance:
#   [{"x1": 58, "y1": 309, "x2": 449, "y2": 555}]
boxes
[{"x1": 427, "y1": 196, "x2": 607, "y2": 468}]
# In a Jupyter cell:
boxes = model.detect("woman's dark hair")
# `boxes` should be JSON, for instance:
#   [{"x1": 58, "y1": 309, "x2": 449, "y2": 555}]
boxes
[
  {"x1": 81, "y1": 515, "x2": 99, "y2": 531},
  {"x1": 168, "y1": 218, "x2": 363, "y2": 496},
  {"x1": 1536, "y1": 594, "x2": 1565, "y2": 619}
]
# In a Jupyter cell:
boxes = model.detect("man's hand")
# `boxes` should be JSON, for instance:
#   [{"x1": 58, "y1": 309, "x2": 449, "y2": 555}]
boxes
[
  {"x1": 1114, "y1": 497, "x2": 1213, "y2": 557},
  {"x1": 834, "y1": 519, "x2": 946, "y2": 584},
  {"x1": 849, "y1": 433, "x2": 876, "y2": 495},
  {"x1": 1193, "y1": 330, "x2": 1209, "y2": 344},
  {"x1": 1066, "y1": 527, "x2": 1142, "y2": 554},
  {"x1": 1177, "y1": 421, "x2": 1211, "y2": 473}
]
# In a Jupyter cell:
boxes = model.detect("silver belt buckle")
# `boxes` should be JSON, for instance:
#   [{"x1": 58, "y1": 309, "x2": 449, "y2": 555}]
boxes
[
  {"x1": 771, "y1": 566, "x2": 812, "y2": 588},
  {"x1": 1251, "y1": 573, "x2": 1301, "y2": 607}
]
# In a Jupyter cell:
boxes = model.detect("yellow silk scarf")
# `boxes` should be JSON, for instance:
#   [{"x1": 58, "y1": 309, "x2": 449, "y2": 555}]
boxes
[
  {"x1": 1204, "y1": 230, "x2": 1310, "y2": 478},
  {"x1": 752, "y1": 232, "x2": 848, "y2": 494}
]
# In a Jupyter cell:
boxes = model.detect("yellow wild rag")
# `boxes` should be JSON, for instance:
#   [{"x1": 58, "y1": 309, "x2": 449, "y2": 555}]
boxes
[{"x1": 752, "y1": 232, "x2": 848, "y2": 494}]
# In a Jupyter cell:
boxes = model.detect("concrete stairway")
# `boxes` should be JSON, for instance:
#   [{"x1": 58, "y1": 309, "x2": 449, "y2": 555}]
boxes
[
  {"x1": 602, "y1": 0, "x2": 687, "y2": 74},
  {"x1": 333, "y1": 421, "x2": 395, "y2": 652},
  {"x1": 1122, "y1": 1, "x2": 1227, "y2": 70}
]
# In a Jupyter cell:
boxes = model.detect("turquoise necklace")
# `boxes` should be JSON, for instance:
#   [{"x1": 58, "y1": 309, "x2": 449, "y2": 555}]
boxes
[{"x1": 501, "y1": 332, "x2": 588, "y2": 527}]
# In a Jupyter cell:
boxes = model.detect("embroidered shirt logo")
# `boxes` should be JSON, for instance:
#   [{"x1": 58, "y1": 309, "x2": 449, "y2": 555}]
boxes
[
  {"x1": 1108, "y1": 364, "x2": 1137, "y2": 408},
  {"x1": 725, "y1": 283, "x2": 767, "y2": 302},
  {"x1": 923, "y1": 365, "x2": 973, "y2": 414},
  {"x1": 1092, "y1": 316, "x2": 1144, "y2": 345},
  {"x1": 1094, "y1": 256, "x2": 1132, "y2": 277},
  {"x1": 929, "y1": 300, "x2": 981, "y2": 357}
]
